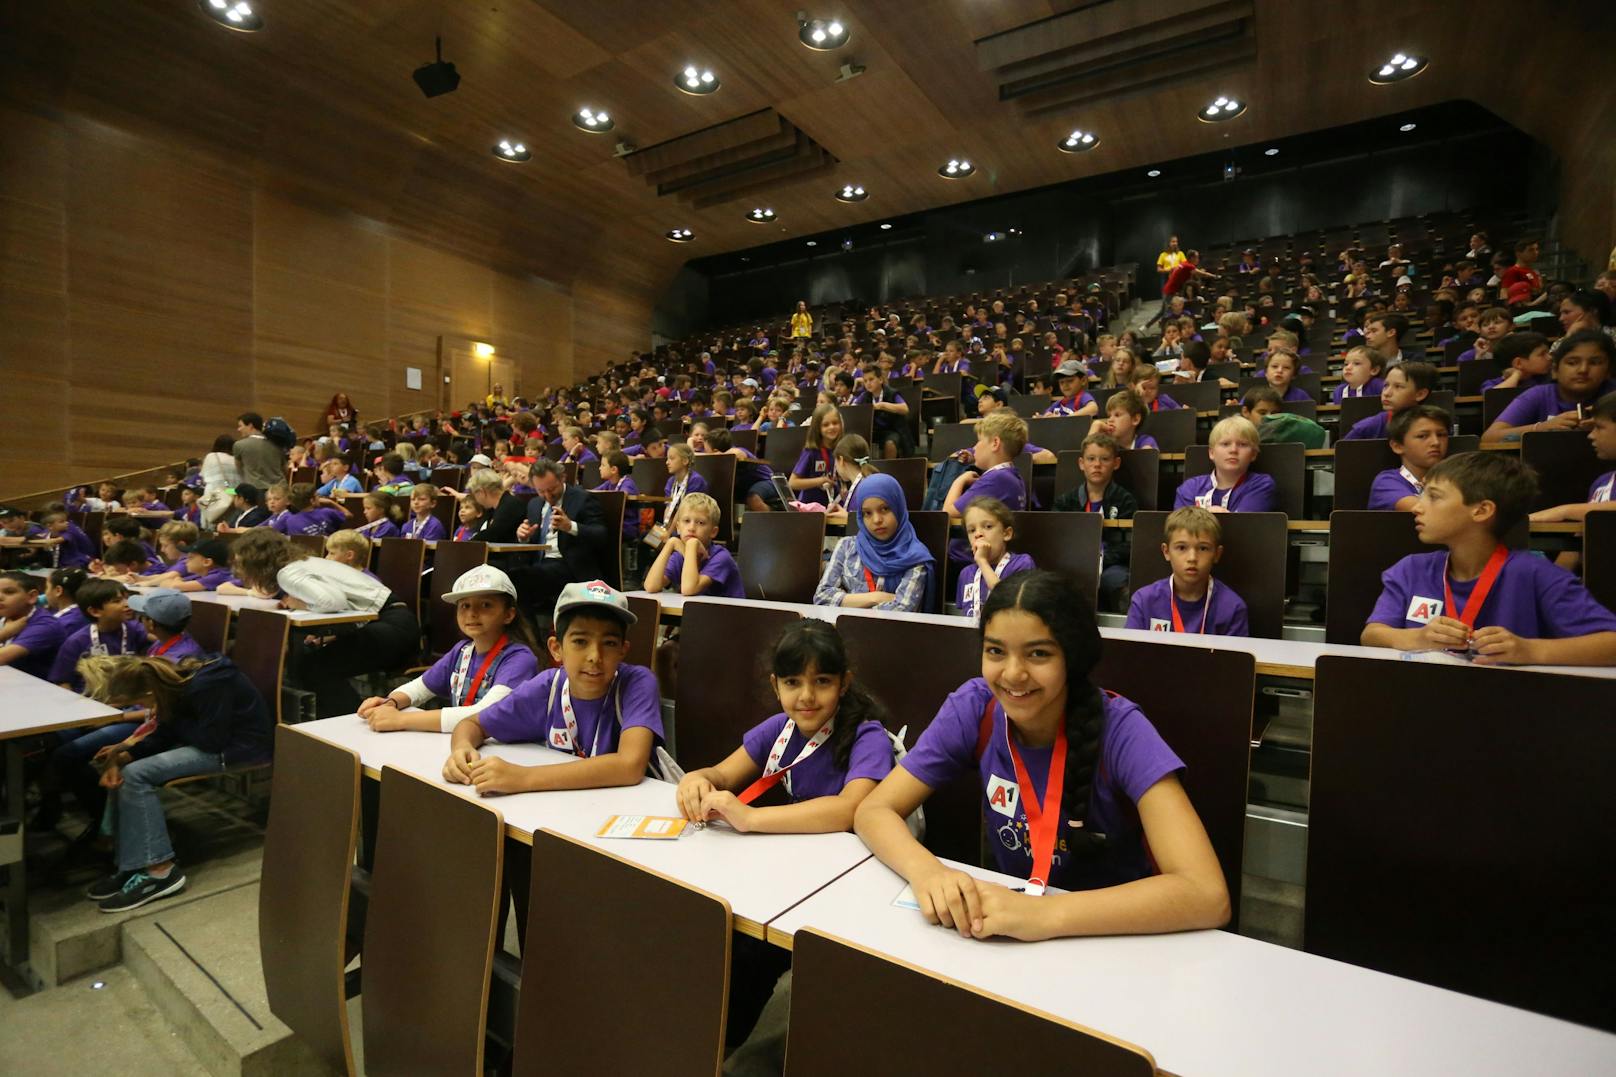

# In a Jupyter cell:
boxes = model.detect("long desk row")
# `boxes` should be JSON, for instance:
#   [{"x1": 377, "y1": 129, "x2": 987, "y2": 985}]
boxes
[{"x1": 292, "y1": 716, "x2": 1616, "y2": 1077}]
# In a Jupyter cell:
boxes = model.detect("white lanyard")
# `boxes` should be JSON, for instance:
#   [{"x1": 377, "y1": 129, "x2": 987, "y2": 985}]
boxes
[
  {"x1": 406, "y1": 515, "x2": 431, "y2": 537},
  {"x1": 447, "y1": 640, "x2": 495, "y2": 706},
  {"x1": 982, "y1": 461, "x2": 1014, "y2": 477},
  {"x1": 664, "y1": 475, "x2": 689, "y2": 525},
  {"x1": 89, "y1": 622, "x2": 130, "y2": 657},
  {"x1": 1594, "y1": 475, "x2": 1614, "y2": 504},
  {"x1": 1399, "y1": 466, "x2": 1424, "y2": 495},
  {"x1": 963, "y1": 552, "x2": 1011, "y2": 615},
  {"x1": 762, "y1": 718, "x2": 834, "y2": 797},
  {"x1": 547, "y1": 671, "x2": 620, "y2": 758}
]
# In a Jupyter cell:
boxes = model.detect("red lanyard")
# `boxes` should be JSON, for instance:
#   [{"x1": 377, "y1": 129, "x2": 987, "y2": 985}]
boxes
[
  {"x1": 737, "y1": 720, "x2": 834, "y2": 804},
  {"x1": 1150, "y1": 397, "x2": 1161, "y2": 412},
  {"x1": 151, "y1": 635, "x2": 182, "y2": 657},
  {"x1": 1168, "y1": 579, "x2": 1215, "y2": 634},
  {"x1": 1443, "y1": 545, "x2": 1509, "y2": 630},
  {"x1": 461, "y1": 635, "x2": 509, "y2": 705},
  {"x1": 998, "y1": 702, "x2": 1068, "y2": 892},
  {"x1": 863, "y1": 568, "x2": 883, "y2": 593}
]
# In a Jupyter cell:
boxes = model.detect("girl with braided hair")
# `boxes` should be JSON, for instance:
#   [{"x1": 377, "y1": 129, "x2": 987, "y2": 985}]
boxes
[{"x1": 854, "y1": 569, "x2": 1229, "y2": 940}]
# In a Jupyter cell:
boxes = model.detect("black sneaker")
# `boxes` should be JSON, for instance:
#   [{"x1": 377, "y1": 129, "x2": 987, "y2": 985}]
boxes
[
  {"x1": 86, "y1": 870, "x2": 135, "y2": 901},
  {"x1": 98, "y1": 870, "x2": 187, "y2": 914}
]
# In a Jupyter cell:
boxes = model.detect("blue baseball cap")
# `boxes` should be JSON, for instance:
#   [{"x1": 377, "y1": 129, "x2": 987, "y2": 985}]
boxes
[{"x1": 128, "y1": 588, "x2": 192, "y2": 628}]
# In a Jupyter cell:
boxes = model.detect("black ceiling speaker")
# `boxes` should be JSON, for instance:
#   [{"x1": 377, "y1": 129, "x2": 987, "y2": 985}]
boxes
[{"x1": 413, "y1": 37, "x2": 460, "y2": 98}]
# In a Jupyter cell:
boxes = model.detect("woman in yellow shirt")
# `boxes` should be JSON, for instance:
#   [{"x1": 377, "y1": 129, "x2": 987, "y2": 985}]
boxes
[
  {"x1": 790, "y1": 300, "x2": 813, "y2": 338},
  {"x1": 1156, "y1": 235, "x2": 1186, "y2": 290}
]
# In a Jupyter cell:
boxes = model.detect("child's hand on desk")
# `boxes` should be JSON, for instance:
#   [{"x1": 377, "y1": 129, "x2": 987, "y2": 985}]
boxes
[
  {"x1": 675, "y1": 773, "x2": 716, "y2": 821},
  {"x1": 279, "y1": 594, "x2": 309, "y2": 611},
  {"x1": 442, "y1": 745, "x2": 480, "y2": 784},
  {"x1": 697, "y1": 790, "x2": 757, "y2": 832},
  {"x1": 1469, "y1": 625, "x2": 1536, "y2": 666},
  {"x1": 1414, "y1": 615, "x2": 1471, "y2": 652},
  {"x1": 466, "y1": 755, "x2": 525, "y2": 796},
  {"x1": 356, "y1": 695, "x2": 389, "y2": 718},
  {"x1": 912, "y1": 866, "x2": 985, "y2": 938},
  {"x1": 364, "y1": 705, "x2": 409, "y2": 731},
  {"x1": 970, "y1": 882, "x2": 1054, "y2": 942}
]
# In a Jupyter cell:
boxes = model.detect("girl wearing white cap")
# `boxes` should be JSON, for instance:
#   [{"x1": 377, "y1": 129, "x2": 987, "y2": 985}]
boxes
[{"x1": 357, "y1": 565, "x2": 540, "y2": 732}]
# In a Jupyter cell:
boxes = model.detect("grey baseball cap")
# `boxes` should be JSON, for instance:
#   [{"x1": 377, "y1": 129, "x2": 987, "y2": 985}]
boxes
[
  {"x1": 128, "y1": 588, "x2": 192, "y2": 628},
  {"x1": 553, "y1": 579, "x2": 637, "y2": 627}
]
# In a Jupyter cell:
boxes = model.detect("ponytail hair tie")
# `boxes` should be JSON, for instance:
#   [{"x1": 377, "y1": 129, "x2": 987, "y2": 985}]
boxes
[{"x1": 855, "y1": 456, "x2": 871, "y2": 467}]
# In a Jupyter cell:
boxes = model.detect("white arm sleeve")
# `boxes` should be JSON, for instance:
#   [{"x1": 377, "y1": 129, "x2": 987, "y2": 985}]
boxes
[
  {"x1": 436, "y1": 684, "x2": 515, "y2": 732},
  {"x1": 393, "y1": 676, "x2": 434, "y2": 708},
  {"x1": 277, "y1": 563, "x2": 350, "y2": 613}
]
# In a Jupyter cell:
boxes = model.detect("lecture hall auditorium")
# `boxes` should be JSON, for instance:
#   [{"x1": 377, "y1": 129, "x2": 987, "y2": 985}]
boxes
[{"x1": 1, "y1": 2, "x2": 1614, "y2": 1075}]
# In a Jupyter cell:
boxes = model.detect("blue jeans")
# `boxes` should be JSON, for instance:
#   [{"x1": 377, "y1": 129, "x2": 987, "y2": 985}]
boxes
[
  {"x1": 52, "y1": 721, "x2": 139, "y2": 823},
  {"x1": 116, "y1": 746, "x2": 225, "y2": 872}
]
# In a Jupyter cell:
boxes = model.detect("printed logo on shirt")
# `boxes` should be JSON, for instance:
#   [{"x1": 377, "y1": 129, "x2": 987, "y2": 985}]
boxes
[
  {"x1": 986, "y1": 774, "x2": 1020, "y2": 818},
  {"x1": 1406, "y1": 596, "x2": 1444, "y2": 624},
  {"x1": 1148, "y1": 618, "x2": 1171, "y2": 632}
]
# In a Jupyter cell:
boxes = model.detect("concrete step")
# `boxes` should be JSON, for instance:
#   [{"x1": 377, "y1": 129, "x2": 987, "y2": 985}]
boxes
[
  {"x1": 0, "y1": 965, "x2": 208, "y2": 1076},
  {"x1": 122, "y1": 883, "x2": 337, "y2": 1077}
]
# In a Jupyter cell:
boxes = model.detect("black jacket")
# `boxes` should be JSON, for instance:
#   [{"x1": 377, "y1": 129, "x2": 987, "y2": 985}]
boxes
[
  {"x1": 522, "y1": 485, "x2": 611, "y2": 582},
  {"x1": 129, "y1": 658, "x2": 274, "y2": 767},
  {"x1": 231, "y1": 505, "x2": 270, "y2": 529},
  {"x1": 473, "y1": 492, "x2": 530, "y2": 544},
  {"x1": 1052, "y1": 481, "x2": 1137, "y2": 569}
]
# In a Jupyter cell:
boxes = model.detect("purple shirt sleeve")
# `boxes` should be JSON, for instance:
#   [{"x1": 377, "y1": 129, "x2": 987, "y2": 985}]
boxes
[
  {"x1": 420, "y1": 640, "x2": 465, "y2": 698},
  {"x1": 1367, "y1": 469, "x2": 1416, "y2": 511},
  {"x1": 193, "y1": 567, "x2": 234, "y2": 591},
  {"x1": 845, "y1": 720, "x2": 896, "y2": 785},
  {"x1": 48, "y1": 628, "x2": 90, "y2": 684},
  {"x1": 899, "y1": 678, "x2": 991, "y2": 789},
  {"x1": 474, "y1": 667, "x2": 559, "y2": 743}
]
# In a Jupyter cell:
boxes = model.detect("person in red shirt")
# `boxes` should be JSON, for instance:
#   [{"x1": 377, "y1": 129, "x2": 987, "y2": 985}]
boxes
[
  {"x1": 1146, "y1": 249, "x2": 1218, "y2": 327},
  {"x1": 1499, "y1": 238, "x2": 1546, "y2": 308}
]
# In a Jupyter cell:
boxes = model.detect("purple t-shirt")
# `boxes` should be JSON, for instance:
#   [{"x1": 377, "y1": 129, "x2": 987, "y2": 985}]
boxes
[
  {"x1": 663, "y1": 545, "x2": 745, "y2": 599},
  {"x1": 1042, "y1": 393, "x2": 1095, "y2": 417},
  {"x1": 1151, "y1": 393, "x2": 1183, "y2": 411},
  {"x1": 367, "y1": 519, "x2": 401, "y2": 539},
  {"x1": 475, "y1": 664, "x2": 663, "y2": 756},
  {"x1": 1332, "y1": 377, "x2": 1386, "y2": 404},
  {"x1": 49, "y1": 620, "x2": 151, "y2": 687},
  {"x1": 900, "y1": 678, "x2": 1184, "y2": 891},
  {"x1": 1495, "y1": 381, "x2": 1616, "y2": 428},
  {"x1": 150, "y1": 632, "x2": 207, "y2": 663},
  {"x1": 791, "y1": 447, "x2": 837, "y2": 506},
  {"x1": 1124, "y1": 577, "x2": 1249, "y2": 636},
  {"x1": 275, "y1": 507, "x2": 348, "y2": 536},
  {"x1": 951, "y1": 463, "x2": 1026, "y2": 561},
  {"x1": 1342, "y1": 411, "x2": 1391, "y2": 440},
  {"x1": 1272, "y1": 385, "x2": 1313, "y2": 403},
  {"x1": 402, "y1": 515, "x2": 448, "y2": 541},
  {"x1": 420, "y1": 637, "x2": 540, "y2": 706},
  {"x1": 740, "y1": 713, "x2": 894, "y2": 802},
  {"x1": 56, "y1": 524, "x2": 97, "y2": 569},
  {"x1": 1590, "y1": 470, "x2": 1615, "y2": 504},
  {"x1": 1173, "y1": 471, "x2": 1277, "y2": 512},
  {"x1": 1368, "y1": 549, "x2": 1616, "y2": 638},
  {"x1": 53, "y1": 606, "x2": 90, "y2": 637},
  {"x1": 188, "y1": 566, "x2": 234, "y2": 591},
  {"x1": 8, "y1": 606, "x2": 67, "y2": 680},
  {"x1": 1368, "y1": 467, "x2": 1421, "y2": 511},
  {"x1": 955, "y1": 552, "x2": 1035, "y2": 620}
]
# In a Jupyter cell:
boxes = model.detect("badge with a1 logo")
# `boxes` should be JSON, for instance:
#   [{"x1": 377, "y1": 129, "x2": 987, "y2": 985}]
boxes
[
  {"x1": 985, "y1": 774, "x2": 1020, "y2": 818},
  {"x1": 549, "y1": 728, "x2": 571, "y2": 750},
  {"x1": 1405, "y1": 596, "x2": 1444, "y2": 625},
  {"x1": 1148, "y1": 618, "x2": 1171, "y2": 632}
]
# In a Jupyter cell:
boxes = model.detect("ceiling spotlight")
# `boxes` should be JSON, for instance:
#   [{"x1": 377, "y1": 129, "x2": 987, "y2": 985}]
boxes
[
  {"x1": 879, "y1": 222, "x2": 892, "y2": 230},
  {"x1": 1264, "y1": 147, "x2": 1280, "y2": 156},
  {"x1": 1058, "y1": 129, "x2": 1099, "y2": 153},
  {"x1": 572, "y1": 107, "x2": 614, "y2": 133},
  {"x1": 1147, "y1": 169, "x2": 1162, "y2": 178},
  {"x1": 198, "y1": 0, "x2": 262, "y2": 31},
  {"x1": 806, "y1": 240, "x2": 818, "y2": 247},
  {"x1": 666, "y1": 228, "x2": 695, "y2": 243},
  {"x1": 939, "y1": 158, "x2": 975, "y2": 179},
  {"x1": 835, "y1": 183, "x2": 868, "y2": 203},
  {"x1": 1399, "y1": 122, "x2": 1418, "y2": 132},
  {"x1": 493, "y1": 139, "x2": 531, "y2": 162},
  {"x1": 1370, "y1": 52, "x2": 1428, "y2": 84},
  {"x1": 747, "y1": 208, "x2": 777, "y2": 223},
  {"x1": 798, "y1": 16, "x2": 850, "y2": 50},
  {"x1": 676, "y1": 66, "x2": 720, "y2": 94},
  {"x1": 1199, "y1": 96, "x2": 1246, "y2": 122}
]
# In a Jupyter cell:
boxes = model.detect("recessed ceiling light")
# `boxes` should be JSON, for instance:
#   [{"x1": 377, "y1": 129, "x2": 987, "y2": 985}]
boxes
[
  {"x1": 1198, "y1": 96, "x2": 1247, "y2": 123},
  {"x1": 1370, "y1": 52, "x2": 1427, "y2": 84},
  {"x1": 834, "y1": 183, "x2": 868, "y2": 203},
  {"x1": 198, "y1": 0, "x2": 262, "y2": 31},
  {"x1": 879, "y1": 222, "x2": 892, "y2": 230},
  {"x1": 1057, "y1": 129, "x2": 1099, "y2": 154},
  {"x1": 1147, "y1": 169, "x2": 1162, "y2": 178},
  {"x1": 493, "y1": 139, "x2": 531, "y2": 162},
  {"x1": 746, "y1": 207, "x2": 777, "y2": 223},
  {"x1": 572, "y1": 107, "x2": 614, "y2": 133},
  {"x1": 666, "y1": 228, "x2": 694, "y2": 243},
  {"x1": 1264, "y1": 147, "x2": 1280, "y2": 156},
  {"x1": 676, "y1": 66, "x2": 720, "y2": 95},
  {"x1": 806, "y1": 240, "x2": 818, "y2": 247},
  {"x1": 798, "y1": 16, "x2": 849, "y2": 51},
  {"x1": 939, "y1": 158, "x2": 975, "y2": 179},
  {"x1": 1400, "y1": 122, "x2": 1418, "y2": 132}
]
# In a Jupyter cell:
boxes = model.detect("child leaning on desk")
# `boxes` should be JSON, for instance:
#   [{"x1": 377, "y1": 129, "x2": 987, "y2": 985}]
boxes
[
  {"x1": 854, "y1": 570, "x2": 1230, "y2": 941},
  {"x1": 1361, "y1": 452, "x2": 1616, "y2": 666}
]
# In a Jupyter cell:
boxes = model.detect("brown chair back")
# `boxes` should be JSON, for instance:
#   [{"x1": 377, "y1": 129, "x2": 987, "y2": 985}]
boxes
[
  {"x1": 289, "y1": 533, "x2": 327, "y2": 557},
  {"x1": 1333, "y1": 436, "x2": 1478, "y2": 511},
  {"x1": 1165, "y1": 380, "x2": 1223, "y2": 413},
  {"x1": 1340, "y1": 390, "x2": 1456, "y2": 434},
  {"x1": 1142, "y1": 407, "x2": 1197, "y2": 453},
  {"x1": 625, "y1": 594, "x2": 659, "y2": 683},
  {"x1": 763, "y1": 425, "x2": 810, "y2": 475},
  {"x1": 871, "y1": 457, "x2": 926, "y2": 511},
  {"x1": 1323, "y1": 511, "x2": 1432, "y2": 644},
  {"x1": 1521, "y1": 430, "x2": 1606, "y2": 512},
  {"x1": 1307, "y1": 657, "x2": 1616, "y2": 1030},
  {"x1": 672, "y1": 602, "x2": 800, "y2": 770},
  {"x1": 231, "y1": 608, "x2": 290, "y2": 723},
  {"x1": 1010, "y1": 511, "x2": 1103, "y2": 606},
  {"x1": 1027, "y1": 416, "x2": 1095, "y2": 455},
  {"x1": 513, "y1": 832, "x2": 731, "y2": 1076},
  {"x1": 430, "y1": 466, "x2": 463, "y2": 492},
  {"x1": 1481, "y1": 385, "x2": 1525, "y2": 429},
  {"x1": 908, "y1": 511, "x2": 950, "y2": 614},
  {"x1": 631, "y1": 457, "x2": 670, "y2": 498},
  {"x1": 737, "y1": 512, "x2": 827, "y2": 603},
  {"x1": 1182, "y1": 441, "x2": 1305, "y2": 519},
  {"x1": 588, "y1": 489, "x2": 627, "y2": 589},
  {"x1": 926, "y1": 423, "x2": 976, "y2": 463},
  {"x1": 431, "y1": 490, "x2": 457, "y2": 536},
  {"x1": 187, "y1": 601, "x2": 232, "y2": 656},
  {"x1": 1586, "y1": 510, "x2": 1616, "y2": 619},
  {"x1": 78, "y1": 509, "x2": 106, "y2": 548},
  {"x1": 785, "y1": 929, "x2": 1156, "y2": 1077},
  {"x1": 259, "y1": 727, "x2": 360, "y2": 1076},
  {"x1": 1053, "y1": 449, "x2": 1160, "y2": 510},
  {"x1": 1093, "y1": 638, "x2": 1253, "y2": 928},
  {"x1": 839, "y1": 616, "x2": 983, "y2": 866},
  {"x1": 728, "y1": 428, "x2": 759, "y2": 454},
  {"x1": 363, "y1": 768, "x2": 504, "y2": 1075},
  {"x1": 836, "y1": 403, "x2": 875, "y2": 446},
  {"x1": 1128, "y1": 511, "x2": 1289, "y2": 639},
  {"x1": 427, "y1": 541, "x2": 488, "y2": 659},
  {"x1": 374, "y1": 538, "x2": 426, "y2": 619},
  {"x1": 691, "y1": 454, "x2": 738, "y2": 545}
]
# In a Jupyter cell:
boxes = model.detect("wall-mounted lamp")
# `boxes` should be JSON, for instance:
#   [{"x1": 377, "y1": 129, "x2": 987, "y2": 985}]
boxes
[{"x1": 472, "y1": 342, "x2": 496, "y2": 358}]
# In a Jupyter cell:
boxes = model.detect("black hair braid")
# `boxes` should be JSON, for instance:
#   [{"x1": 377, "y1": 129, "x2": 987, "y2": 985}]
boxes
[
  {"x1": 1061, "y1": 684, "x2": 1109, "y2": 856},
  {"x1": 829, "y1": 682, "x2": 890, "y2": 771}
]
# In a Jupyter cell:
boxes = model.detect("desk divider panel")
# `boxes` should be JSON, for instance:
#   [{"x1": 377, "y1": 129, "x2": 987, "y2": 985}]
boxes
[
  {"x1": 785, "y1": 929, "x2": 1155, "y2": 1077},
  {"x1": 737, "y1": 511, "x2": 828, "y2": 604},
  {"x1": 1307, "y1": 656, "x2": 1616, "y2": 1031},
  {"x1": 672, "y1": 601, "x2": 802, "y2": 772},
  {"x1": 1010, "y1": 511, "x2": 1102, "y2": 606},
  {"x1": 1521, "y1": 429, "x2": 1606, "y2": 512},
  {"x1": 588, "y1": 489, "x2": 627, "y2": 590},
  {"x1": 1128, "y1": 512, "x2": 1289, "y2": 640},
  {"x1": 1324, "y1": 511, "x2": 1431, "y2": 644}
]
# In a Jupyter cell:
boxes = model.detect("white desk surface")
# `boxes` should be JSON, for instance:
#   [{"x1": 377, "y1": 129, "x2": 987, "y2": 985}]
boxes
[
  {"x1": 294, "y1": 717, "x2": 871, "y2": 934},
  {"x1": 0, "y1": 667, "x2": 123, "y2": 739},
  {"x1": 629, "y1": 594, "x2": 1616, "y2": 681},
  {"x1": 770, "y1": 858, "x2": 1616, "y2": 1077}
]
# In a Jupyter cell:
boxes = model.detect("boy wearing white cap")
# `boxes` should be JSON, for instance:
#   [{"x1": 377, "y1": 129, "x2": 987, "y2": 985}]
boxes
[
  {"x1": 358, "y1": 566, "x2": 540, "y2": 732},
  {"x1": 442, "y1": 580, "x2": 662, "y2": 795}
]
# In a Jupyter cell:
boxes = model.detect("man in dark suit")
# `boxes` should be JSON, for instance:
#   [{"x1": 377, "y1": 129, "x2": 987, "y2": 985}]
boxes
[{"x1": 509, "y1": 459, "x2": 611, "y2": 623}]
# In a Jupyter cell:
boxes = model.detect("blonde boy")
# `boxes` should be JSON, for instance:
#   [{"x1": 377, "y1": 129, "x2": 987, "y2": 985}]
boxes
[
  {"x1": 1125, "y1": 506, "x2": 1251, "y2": 636},
  {"x1": 643, "y1": 493, "x2": 744, "y2": 598}
]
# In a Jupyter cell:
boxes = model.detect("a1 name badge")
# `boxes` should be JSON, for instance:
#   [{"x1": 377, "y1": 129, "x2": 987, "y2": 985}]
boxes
[
  {"x1": 1406, "y1": 596, "x2": 1444, "y2": 624},
  {"x1": 1148, "y1": 618, "x2": 1171, "y2": 632},
  {"x1": 986, "y1": 774, "x2": 1020, "y2": 818}
]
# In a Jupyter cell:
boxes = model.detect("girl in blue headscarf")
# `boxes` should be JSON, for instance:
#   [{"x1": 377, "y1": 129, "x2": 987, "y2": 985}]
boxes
[{"x1": 812, "y1": 473, "x2": 934, "y2": 612}]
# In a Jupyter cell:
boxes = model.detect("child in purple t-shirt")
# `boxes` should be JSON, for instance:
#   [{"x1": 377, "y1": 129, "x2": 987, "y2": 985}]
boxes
[
  {"x1": 0, "y1": 571, "x2": 68, "y2": 680},
  {"x1": 401, "y1": 483, "x2": 449, "y2": 542},
  {"x1": 956, "y1": 499, "x2": 1035, "y2": 621},
  {"x1": 41, "y1": 511, "x2": 97, "y2": 569},
  {"x1": 1330, "y1": 346, "x2": 1386, "y2": 404},
  {"x1": 1262, "y1": 350, "x2": 1313, "y2": 403},
  {"x1": 1363, "y1": 451, "x2": 1616, "y2": 665},
  {"x1": 49, "y1": 578, "x2": 150, "y2": 690},
  {"x1": 1340, "y1": 361, "x2": 1438, "y2": 441},
  {"x1": 675, "y1": 620, "x2": 894, "y2": 832},
  {"x1": 944, "y1": 410, "x2": 1029, "y2": 562},
  {"x1": 147, "y1": 539, "x2": 234, "y2": 593},
  {"x1": 1125, "y1": 507, "x2": 1249, "y2": 636},
  {"x1": 359, "y1": 565, "x2": 541, "y2": 732},
  {"x1": 854, "y1": 570, "x2": 1230, "y2": 936},
  {"x1": 130, "y1": 589, "x2": 208, "y2": 663},
  {"x1": 444, "y1": 581, "x2": 664, "y2": 793},
  {"x1": 1173, "y1": 417, "x2": 1277, "y2": 512},
  {"x1": 1368, "y1": 405, "x2": 1452, "y2": 512},
  {"x1": 644, "y1": 493, "x2": 745, "y2": 599}
]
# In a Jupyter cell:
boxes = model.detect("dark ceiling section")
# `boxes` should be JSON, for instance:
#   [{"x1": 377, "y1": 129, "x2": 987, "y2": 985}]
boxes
[
  {"x1": 621, "y1": 109, "x2": 838, "y2": 209},
  {"x1": 977, "y1": 0, "x2": 1257, "y2": 116}
]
